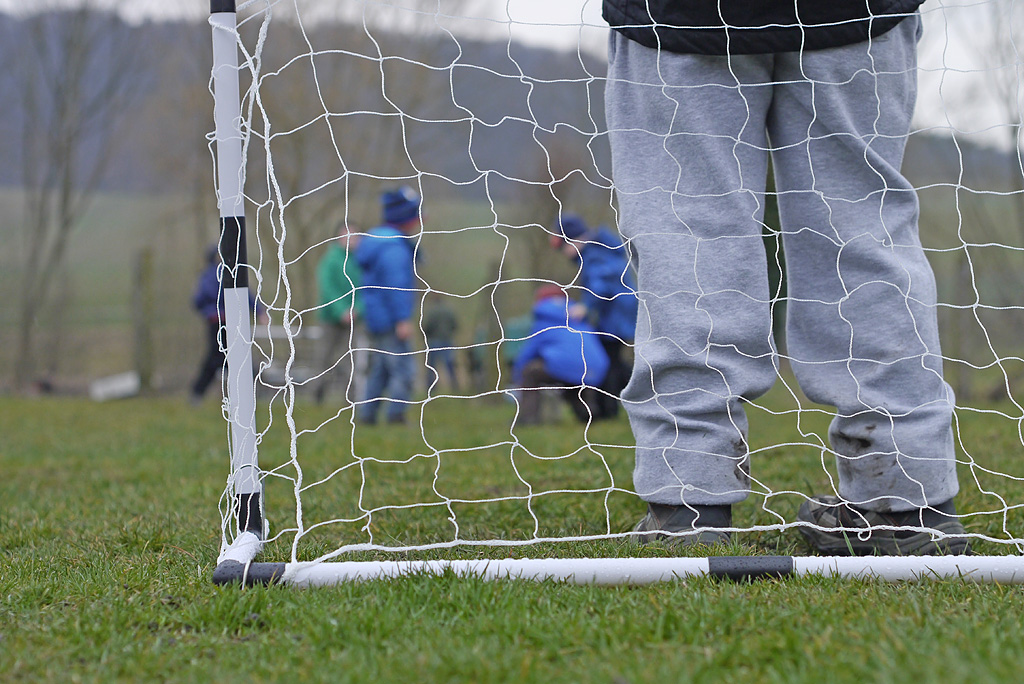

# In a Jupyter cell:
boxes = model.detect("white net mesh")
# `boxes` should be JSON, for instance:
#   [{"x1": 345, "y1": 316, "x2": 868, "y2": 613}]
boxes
[{"x1": 216, "y1": 0, "x2": 1024, "y2": 564}]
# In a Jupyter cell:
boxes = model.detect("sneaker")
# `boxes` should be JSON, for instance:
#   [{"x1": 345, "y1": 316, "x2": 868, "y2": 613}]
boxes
[
  {"x1": 797, "y1": 495, "x2": 969, "y2": 556},
  {"x1": 630, "y1": 503, "x2": 732, "y2": 548}
]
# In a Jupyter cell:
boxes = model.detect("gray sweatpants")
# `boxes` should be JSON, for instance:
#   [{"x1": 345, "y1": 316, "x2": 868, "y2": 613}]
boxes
[{"x1": 605, "y1": 15, "x2": 959, "y2": 513}]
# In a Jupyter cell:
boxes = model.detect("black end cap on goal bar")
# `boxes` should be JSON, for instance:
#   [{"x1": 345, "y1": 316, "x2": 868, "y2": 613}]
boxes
[
  {"x1": 211, "y1": 0, "x2": 236, "y2": 13},
  {"x1": 707, "y1": 556, "x2": 794, "y2": 582},
  {"x1": 213, "y1": 560, "x2": 286, "y2": 586}
]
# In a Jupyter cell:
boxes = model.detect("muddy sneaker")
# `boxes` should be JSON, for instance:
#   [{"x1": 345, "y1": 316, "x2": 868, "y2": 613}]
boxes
[
  {"x1": 797, "y1": 495, "x2": 969, "y2": 556},
  {"x1": 631, "y1": 503, "x2": 732, "y2": 548}
]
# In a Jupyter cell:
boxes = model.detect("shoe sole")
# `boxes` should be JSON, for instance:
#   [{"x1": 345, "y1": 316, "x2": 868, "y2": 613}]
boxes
[{"x1": 798, "y1": 521, "x2": 969, "y2": 556}]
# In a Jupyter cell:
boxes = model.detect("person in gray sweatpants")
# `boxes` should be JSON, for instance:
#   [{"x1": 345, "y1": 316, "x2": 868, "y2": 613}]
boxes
[{"x1": 604, "y1": 5, "x2": 967, "y2": 555}]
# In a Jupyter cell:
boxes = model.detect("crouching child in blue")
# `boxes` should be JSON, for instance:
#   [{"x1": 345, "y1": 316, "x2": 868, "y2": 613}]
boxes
[{"x1": 512, "y1": 286, "x2": 610, "y2": 425}]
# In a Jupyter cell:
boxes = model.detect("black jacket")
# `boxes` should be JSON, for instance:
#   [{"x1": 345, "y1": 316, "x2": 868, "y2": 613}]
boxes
[{"x1": 603, "y1": 0, "x2": 925, "y2": 55}]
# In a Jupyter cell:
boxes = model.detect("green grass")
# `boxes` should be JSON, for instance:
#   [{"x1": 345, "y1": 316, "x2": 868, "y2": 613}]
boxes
[{"x1": 4, "y1": 394, "x2": 1024, "y2": 683}]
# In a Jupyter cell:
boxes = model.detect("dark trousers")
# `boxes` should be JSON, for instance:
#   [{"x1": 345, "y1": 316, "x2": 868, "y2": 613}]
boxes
[
  {"x1": 313, "y1": 320, "x2": 354, "y2": 403},
  {"x1": 594, "y1": 337, "x2": 630, "y2": 419},
  {"x1": 192, "y1": 319, "x2": 224, "y2": 398},
  {"x1": 518, "y1": 359, "x2": 600, "y2": 425},
  {"x1": 426, "y1": 345, "x2": 459, "y2": 392},
  {"x1": 359, "y1": 330, "x2": 414, "y2": 424}
]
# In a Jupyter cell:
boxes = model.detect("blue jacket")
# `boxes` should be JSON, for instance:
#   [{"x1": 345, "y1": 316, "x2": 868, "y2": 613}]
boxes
[
  {"x1": 355, "y1": 225, "x2": 417, "y2": 334},
  {"x1": 193, "y1": 263, "x2": 223, "y2": 321},
  {"x1": 513, "y1": 297, "x2": 610, "y2": 387},
  {"x1": 577, "y1": 227, "x2": 638, "y2": 342},
  {"x1": 193, "y1": 262, "x2": 261, "y2": 322}
]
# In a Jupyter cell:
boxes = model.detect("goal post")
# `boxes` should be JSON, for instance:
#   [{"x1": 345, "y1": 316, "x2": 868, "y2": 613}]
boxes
[
  {"x1": 211, "y1": 0, "x2": 263, "y2": 549},
  {"x1": 209, "y1": 1, "x2": 1024, "y2": 586}
]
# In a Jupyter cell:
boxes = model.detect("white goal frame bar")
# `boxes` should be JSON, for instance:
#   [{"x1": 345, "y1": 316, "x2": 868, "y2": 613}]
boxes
[{"x1": 213, "y1": 532, "x2": 1024, "y2": 585}]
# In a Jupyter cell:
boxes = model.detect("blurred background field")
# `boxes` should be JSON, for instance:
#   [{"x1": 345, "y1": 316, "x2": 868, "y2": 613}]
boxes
[
  {"x1": 0, "y1": 186, "x2": 545, "y2": 395},
  {"x1": 2, "y1": 4, "x2": 1024, "y2": 404}
]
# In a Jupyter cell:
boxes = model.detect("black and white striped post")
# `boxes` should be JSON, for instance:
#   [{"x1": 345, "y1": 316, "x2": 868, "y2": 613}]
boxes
[{"x1": 211, "y1": 0, "x2": 263, "y2": 576}]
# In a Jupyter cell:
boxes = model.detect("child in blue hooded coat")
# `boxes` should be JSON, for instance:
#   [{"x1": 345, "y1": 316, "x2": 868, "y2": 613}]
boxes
[
  {"x1": 512, "y1": 286, "x2": 610, "y2": 425},
  {"x1": 354, "y1": 186, "x2": 421, "y2": 424}
]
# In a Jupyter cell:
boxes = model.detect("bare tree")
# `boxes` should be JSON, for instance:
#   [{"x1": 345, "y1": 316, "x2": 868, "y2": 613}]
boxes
[
  {"x1": 140, "y1": 17, "x2": 215, "y2": 260},
  {"x1": 9, "y1": 5, "x2": 147, "y2": 390}
]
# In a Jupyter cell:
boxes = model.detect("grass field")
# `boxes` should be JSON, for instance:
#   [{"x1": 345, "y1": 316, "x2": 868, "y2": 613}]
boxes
[{"x1": 4, "y1": 393, "x2": 1024, "y2": 683}]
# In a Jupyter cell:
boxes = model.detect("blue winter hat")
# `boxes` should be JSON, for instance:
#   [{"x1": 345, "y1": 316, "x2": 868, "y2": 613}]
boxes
[
  {"x1": 556, "y1": 214, "x2": 590, "y2": 241},
  {"x1": 382, "y1": 186, "x2": 421, "y2": 225}
]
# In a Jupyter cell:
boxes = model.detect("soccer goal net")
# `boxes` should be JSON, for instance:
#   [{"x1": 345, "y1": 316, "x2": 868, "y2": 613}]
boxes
[{"x1": 210, "y1": 0, "x2": 1024, "y2": 586}]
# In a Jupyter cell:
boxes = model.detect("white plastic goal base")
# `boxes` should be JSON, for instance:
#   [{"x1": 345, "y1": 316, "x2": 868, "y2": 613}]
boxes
[{"x1": 212, "y1": 535, "x2": 1024, "y2": 586}]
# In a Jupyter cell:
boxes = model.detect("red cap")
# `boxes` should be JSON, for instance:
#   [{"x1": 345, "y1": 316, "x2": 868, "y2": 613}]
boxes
[{"x1": 534, "y1": 284, "x2": 567, "y2": 302}]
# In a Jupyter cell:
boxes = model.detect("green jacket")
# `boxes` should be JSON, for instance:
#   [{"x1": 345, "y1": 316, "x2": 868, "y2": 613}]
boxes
[{"x1": 317, "y1": 242, "x2": 362, "y2": 324}]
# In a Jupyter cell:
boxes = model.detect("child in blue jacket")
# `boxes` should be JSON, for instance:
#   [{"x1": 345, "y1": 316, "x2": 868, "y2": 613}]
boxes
[{"x1": 513, "y1": 286, "x2": 610, "y2": 425}]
